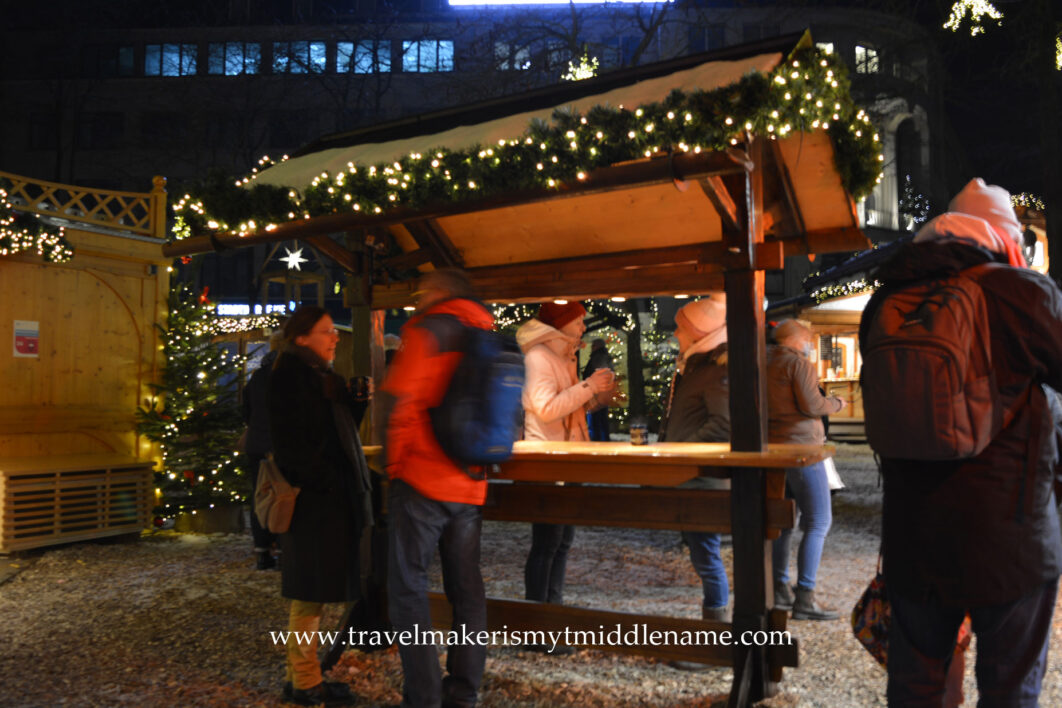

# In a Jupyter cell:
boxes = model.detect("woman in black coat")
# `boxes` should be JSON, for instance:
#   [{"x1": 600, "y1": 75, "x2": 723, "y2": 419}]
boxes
[{"x1": 269, "y1": 306, "x2": 372, "y2": 707}]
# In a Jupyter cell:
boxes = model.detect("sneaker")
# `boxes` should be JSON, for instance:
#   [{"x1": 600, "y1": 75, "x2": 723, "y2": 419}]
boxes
[
  {"x1": 792, "y1": 588, "x2": 839, "y2": 621},
  {"x1": 774, "y1": 581, "x2": 795, "y2": 611},
  {"x1": 287, "y1": 681, "x2": 356, "y2": 706}
]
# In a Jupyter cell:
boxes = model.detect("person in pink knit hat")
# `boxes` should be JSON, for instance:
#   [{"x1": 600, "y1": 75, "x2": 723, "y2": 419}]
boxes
[{"x1": 862, "y1": 178, "x2": 1062, "y2": 706}]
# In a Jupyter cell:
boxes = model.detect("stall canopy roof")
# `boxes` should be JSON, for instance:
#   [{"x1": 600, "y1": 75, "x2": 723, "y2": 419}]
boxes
[{"x1": 165, "y1": 32, "x2": 872, "y2": 307}]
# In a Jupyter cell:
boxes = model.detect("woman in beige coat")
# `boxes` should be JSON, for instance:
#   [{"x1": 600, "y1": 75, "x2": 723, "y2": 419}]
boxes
[{"x1": 515, "y1": 302, "x2": 613, "y2": 614}]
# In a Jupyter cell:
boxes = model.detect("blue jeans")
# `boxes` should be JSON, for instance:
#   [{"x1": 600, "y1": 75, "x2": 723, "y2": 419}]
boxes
[
  {"x1": 387, "y1": 480, "x2": 486, "y2": 708},
  {"x1": 772, "y1": 462, "x2": 831, "y2": 590},
  {"x1": 587, "y1": 409, "x2": 610, "y2": 441},
  {"x1": 683, "y1": 531, "x2": 729, "y2": 610},
  {"x1": 525, "y1": 523, "x2": 575, "y2": 604},
  {"x1": 887, "y1": 578, "x2": 1058, "y2": 707}
]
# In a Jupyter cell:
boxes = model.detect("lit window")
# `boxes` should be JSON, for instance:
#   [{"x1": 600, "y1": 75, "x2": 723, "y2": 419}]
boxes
[
  {"x1": 338, "y1": 40, "x2": 391, "y2": 74},
  {"x1": 208, "y1": 42, "x2": 261, "y2": 76},
  {"x1": 494, "y1": 41, "x2": 530, "y2": 71},
  {"x1": 855, "y1": 44, "x2": 880, "y2": 74},
  {"x1": 145, "y1": 44, "x2": 198, "y2": 77},
  {"x1": 402, "y1": 40, "x2": 454, "y2": 73},
  {"x1": 816, "y1": 42, "x2": 834, "y2": 55},
  {"x1": 273, "y1": 41, "x2": 327, "y2": 74}
]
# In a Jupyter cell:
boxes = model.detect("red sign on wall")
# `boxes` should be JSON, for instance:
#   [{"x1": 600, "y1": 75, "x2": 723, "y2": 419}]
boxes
[{"x1": 14, "y1": 320, "x2": 39, "y2": 358}]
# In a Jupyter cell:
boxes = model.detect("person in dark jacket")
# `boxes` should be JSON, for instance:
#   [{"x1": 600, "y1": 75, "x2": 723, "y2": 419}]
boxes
[
  {"x1": 378, "y1": 269, "x2": 492, "y2": 708},
  {"x1": 766, "y1": 319, "x2": 845, "y2": 621},
  {"x1": 658, "y1": 294, "x2": 732, "y2": 622},
  {"x1": 583, "y1": 338, "x2": 614, "y2": 441},
  {"x1": 269, "y1": 305, "x2": 372, "y2": 707},
  {"x1": 862, "y1": 178, "x2": 1062, "y2": 706},
  {"x1": 242, "y1": 330, "x2": 284, "y2": 570}
]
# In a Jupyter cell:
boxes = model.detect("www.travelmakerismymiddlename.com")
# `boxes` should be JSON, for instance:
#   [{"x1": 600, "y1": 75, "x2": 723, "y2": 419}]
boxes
[{"x1": 270, "y1": 624, "x2": 794, "y2": 654}]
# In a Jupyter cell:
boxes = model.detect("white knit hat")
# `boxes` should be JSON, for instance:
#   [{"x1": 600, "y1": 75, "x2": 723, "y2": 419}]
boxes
[
  {"x1": 676, "y1": 292, "x2": 726, "y2": 336},
  {"x1": 948, "y1": 178, "x2": 1023, "y2": 245}
]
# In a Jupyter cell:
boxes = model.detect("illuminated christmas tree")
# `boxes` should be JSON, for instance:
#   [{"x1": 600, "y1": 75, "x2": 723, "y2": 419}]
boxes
[{"x1": 137, "y1": 285, "x2": 246, "y2": 517}]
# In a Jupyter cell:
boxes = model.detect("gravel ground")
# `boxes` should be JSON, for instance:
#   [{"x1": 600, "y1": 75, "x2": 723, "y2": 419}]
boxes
[{"x1": 2, "y1": 443, "x2": 1061, "y2": 707}]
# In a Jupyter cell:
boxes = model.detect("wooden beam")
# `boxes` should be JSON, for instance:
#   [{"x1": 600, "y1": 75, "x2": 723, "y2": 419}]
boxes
[
  {"x1": 371, "y1": 262, "x2": 726, "y2": 308},
  {"x1": 768, "y1": 139, "x2": 807, "y2": 245},
  {"x1": 161, "y1": 151, "x2": 750, "y2": 258},
  {"x1": 779, "y1": 227, "x2": 870, "y2": 256},
  {"x1": 404, "y1": 219, "x2": 463, "y2": 268},
  {"x1": 382, "y1": 247, "x2": 434, "y2": 271},
  {"x1": 305, "y1": 235, "x2": 359, "y2": 273},
  {"x1": 484, "y1": 483, "x2": 795, "y2": 538},
  {"x1": 701, "y1": 176, "x2": 742, "y2": 236},
  {"x1": 465, "y1": 242, "x2": 727, "y2": 281}
]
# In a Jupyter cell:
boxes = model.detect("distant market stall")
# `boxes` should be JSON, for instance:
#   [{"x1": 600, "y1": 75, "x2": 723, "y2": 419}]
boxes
[{"x1": 164, "y1": 32, "x2": 879, "y2": 706}]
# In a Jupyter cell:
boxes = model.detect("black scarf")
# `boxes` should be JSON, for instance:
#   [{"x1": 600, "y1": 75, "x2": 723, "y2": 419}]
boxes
[{"x1": 287, "y1": 343, "x2": 373, "y2": 526}]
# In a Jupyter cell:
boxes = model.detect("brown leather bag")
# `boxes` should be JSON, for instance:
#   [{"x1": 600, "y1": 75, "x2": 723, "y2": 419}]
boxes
[{"x1": 253, "y1": 455, "x2": 300, "y2": 534}]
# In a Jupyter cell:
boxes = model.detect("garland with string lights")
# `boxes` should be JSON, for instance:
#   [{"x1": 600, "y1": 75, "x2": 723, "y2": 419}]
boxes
[
  {"x1": 213, "y1": 313, "x2": 281, "y2": 335},
  {"x1": 137, "y1": 285, "x2": 247, "y2": 519},
  {"x1": 809, "y1": 277, "x2": 881, "y2": 304},
  {"x1": 1013, "y1": 193, "x2": 1046, "y2": 211},
  {"x1": 0, "y1": 179, "x2": 74, "y2": 263},
  {"x1": 898, "y1": 174, "x2": 932, "y2": 230},
  {"x1": 171, "y1": 45, "x2": 882, "y2": 242}
]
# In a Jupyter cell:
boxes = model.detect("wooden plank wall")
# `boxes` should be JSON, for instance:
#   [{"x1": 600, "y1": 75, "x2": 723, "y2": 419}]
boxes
[{"x1": 0, "y1": 228, "x2": 170, "y2": 459}]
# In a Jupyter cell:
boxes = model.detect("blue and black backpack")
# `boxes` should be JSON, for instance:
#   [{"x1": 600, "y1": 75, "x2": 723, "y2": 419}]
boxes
[{"x1": 427, "y1": 316, "x2": 525, "y2": 477}]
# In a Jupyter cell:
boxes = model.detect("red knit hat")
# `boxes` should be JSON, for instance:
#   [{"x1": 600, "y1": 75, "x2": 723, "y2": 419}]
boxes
[{"x1": 537, "y1": 301, "x2": 587, "y2": 330}]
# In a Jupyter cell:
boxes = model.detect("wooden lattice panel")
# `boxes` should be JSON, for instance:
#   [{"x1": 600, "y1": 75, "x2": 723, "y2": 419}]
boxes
[
  {"x1": 0, "y1": 170, "x2": 165, "y2": 239},
  {"x1": 0, "y1": 455, "x2": 154, "y2": 553}
]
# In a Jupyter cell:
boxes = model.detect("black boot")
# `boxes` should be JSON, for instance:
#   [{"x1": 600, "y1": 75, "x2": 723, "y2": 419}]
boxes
[
  {"x1": 255, "y1": 549, "x2": 276, "y2": 570},
  {"x1": 774, "y1": 581, "x2": 795, "y2": 611}
]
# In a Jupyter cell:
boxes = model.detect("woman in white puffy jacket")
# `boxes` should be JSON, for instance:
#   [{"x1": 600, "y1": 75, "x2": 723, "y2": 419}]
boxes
[{"x1": 515, "y1": 302, "x2": 613, "y2": 609}]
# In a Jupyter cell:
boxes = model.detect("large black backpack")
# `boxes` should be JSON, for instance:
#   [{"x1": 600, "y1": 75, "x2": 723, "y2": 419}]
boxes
[{"x1": 860, "y1": 263, "x2": 1011, "y2": 460}]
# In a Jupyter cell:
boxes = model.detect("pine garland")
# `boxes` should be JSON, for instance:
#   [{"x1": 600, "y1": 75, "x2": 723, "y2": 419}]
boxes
[
  {"x1": 173, "y1": 46, "x2": 882, "y2": 241},
  {"x1": 0, "y1": 179, "x2": 75, "y2": 263}
]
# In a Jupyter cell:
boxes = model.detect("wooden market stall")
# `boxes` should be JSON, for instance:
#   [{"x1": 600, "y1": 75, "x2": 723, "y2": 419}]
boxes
[
  {"x1": 163, "y1": 33, "x2": 875, "y2": 705},
  {"x1": 0, "y1": 172, "x2": 169, "y2": 552}
]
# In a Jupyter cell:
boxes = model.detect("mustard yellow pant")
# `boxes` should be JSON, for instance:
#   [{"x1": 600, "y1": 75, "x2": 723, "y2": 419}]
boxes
[{"x1": 284, "y1": 600, "x2": 354, "y2": 690}]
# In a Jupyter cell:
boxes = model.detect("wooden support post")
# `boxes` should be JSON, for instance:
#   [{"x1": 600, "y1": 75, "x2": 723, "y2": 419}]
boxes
[
  {"x1": 149, "y1": 176, "x2": 167, "y2": 240},
  {"x1": 346, "y1": 234, "x2": 373, "y2": 378},
  {"x1": 723, "y1": 136, "x2": 771, "y2": 707}
]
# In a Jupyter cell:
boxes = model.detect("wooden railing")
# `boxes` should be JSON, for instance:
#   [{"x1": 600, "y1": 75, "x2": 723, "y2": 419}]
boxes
[{"x1": 0, "y1": 171, "x2": 167, "y2": 239}]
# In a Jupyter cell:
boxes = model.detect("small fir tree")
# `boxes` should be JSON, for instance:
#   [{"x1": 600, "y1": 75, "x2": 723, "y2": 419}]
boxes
[{"x1": 138, "y1": 285, "x2": 246, "y2": 517}]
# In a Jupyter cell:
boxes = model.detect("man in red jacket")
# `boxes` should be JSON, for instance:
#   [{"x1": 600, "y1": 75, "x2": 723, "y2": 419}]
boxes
[{"x1": 379, "y1": 268, "x2": 491, "y2": 708}]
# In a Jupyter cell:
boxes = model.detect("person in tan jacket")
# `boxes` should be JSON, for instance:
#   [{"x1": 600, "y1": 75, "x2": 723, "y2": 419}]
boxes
[
  {"x1": 767, "y1": 319, "x2": 846, "y2": 621},
  {"x1": 515, "y1": 302, "x2": 613, "y2": 617}
]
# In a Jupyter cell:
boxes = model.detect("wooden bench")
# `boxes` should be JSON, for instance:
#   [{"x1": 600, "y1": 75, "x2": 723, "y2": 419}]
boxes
[{"x1": 0, "y1": 454, "x2": 154, "y2": 553}]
